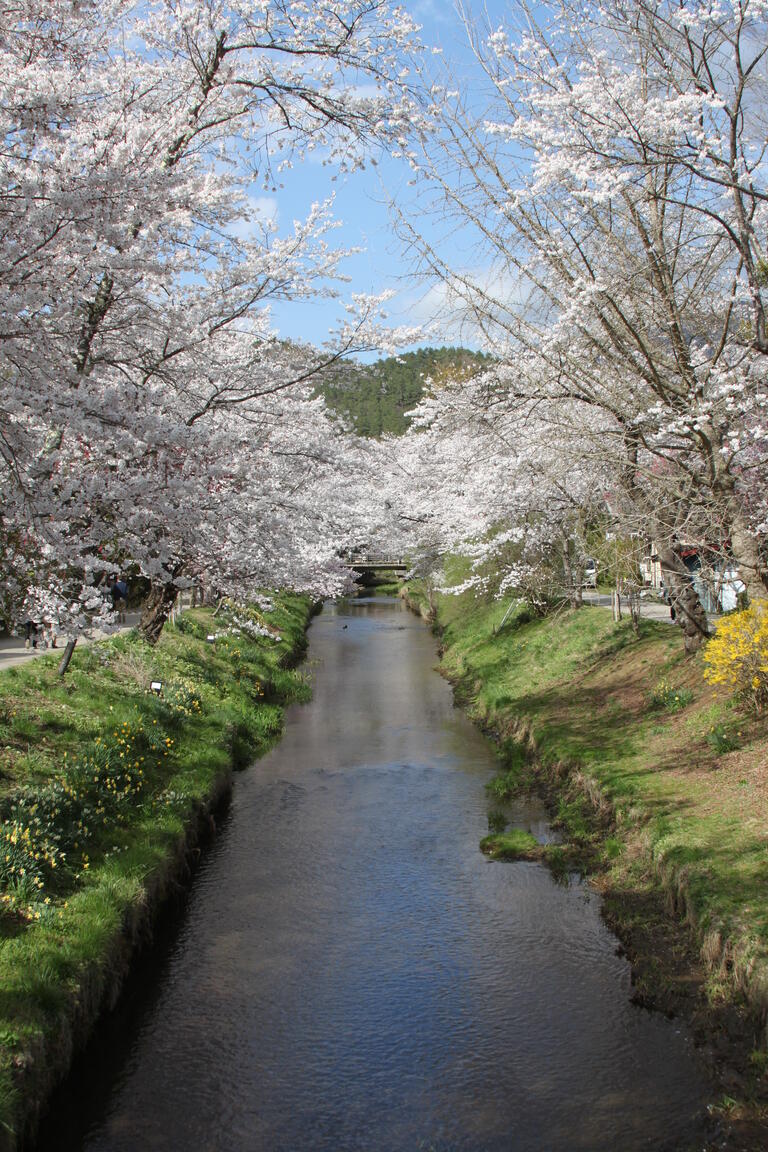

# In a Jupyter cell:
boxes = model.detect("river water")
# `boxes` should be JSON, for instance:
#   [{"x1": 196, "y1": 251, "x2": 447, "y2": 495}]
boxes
[{"x1": 39, "y1": 595, "x2": 708, "y2": 1152}]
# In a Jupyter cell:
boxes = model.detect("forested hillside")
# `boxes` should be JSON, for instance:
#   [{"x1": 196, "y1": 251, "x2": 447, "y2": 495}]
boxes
[{"x1": 321, "y1": 346, "x2": 491, "y2": 436}]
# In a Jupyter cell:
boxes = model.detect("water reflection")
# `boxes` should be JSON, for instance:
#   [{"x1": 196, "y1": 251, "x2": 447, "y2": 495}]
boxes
[{"x1": 38, "y1": 596, "x2": 707, "y2": 1152}]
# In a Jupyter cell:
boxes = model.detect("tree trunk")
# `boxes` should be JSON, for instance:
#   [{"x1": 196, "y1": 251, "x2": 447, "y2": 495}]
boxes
[
  {"x1": 713, "y1": 473, "x2": 768, "y2": 603},
  {"x1": 657, "y1": 546, "x2": 710, "y2": 654},
  {"x1": 728, "y1": 507, "x2": 768, "y2": 605},
  {"x1": 627, "y1": 586, "x2": 641, "y2": 636},
  {"x1": 139, "y1": 580, "x2": 178, "y2": 645},
  {"x1": 562, "y1": 538, "x2": 583, "y2": 608}
]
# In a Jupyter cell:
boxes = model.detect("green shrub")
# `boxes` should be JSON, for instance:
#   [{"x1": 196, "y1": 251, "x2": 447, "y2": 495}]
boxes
[{"x1": 703, "y1": 601, "x2": 768, "y2": 712}]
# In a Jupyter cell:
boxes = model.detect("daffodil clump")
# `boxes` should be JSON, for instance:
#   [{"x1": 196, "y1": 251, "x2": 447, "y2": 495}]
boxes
[
  {"x1": 215, "y1": 632, "x2": 267, "y2": 693},
  {"x1": 154, "y1": 678, "x2": 203, "y2": 719},
  {"x1": 0, "y1": 816, "x2": 62, "y2": 920},
  {"x1": 228, "y1": 643, "x2": 243, "y2": 682},
  {"x1": 0, "y1": 713, "x2": 176, "y2": 921},
  {"x1": 703, "y1": 600, "x2": 768, "y2": 712},
  {"x1": 649, "y1": 678, "x2": 693, "y2": 712}
]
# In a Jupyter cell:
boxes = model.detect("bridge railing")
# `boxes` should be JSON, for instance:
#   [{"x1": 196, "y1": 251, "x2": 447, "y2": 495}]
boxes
[{"x1": 346, "y1": 554, "x2": 407, "y2": 567}]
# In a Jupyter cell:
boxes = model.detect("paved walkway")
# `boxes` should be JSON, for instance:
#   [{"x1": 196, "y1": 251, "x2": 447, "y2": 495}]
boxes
[
  {"x1": 581, "y1": 590, "x2": 718, "y2": 629},
  {"x1": 581, "y1": 590, "x2": 673, "y2": 622},
  {"x1": 0, "y1": 612, "x2": 141, "y2": 673}
]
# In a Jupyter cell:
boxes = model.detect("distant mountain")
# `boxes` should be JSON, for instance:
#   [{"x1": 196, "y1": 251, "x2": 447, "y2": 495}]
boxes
[{"x1": 319, "y1": 346, "x2": 492, "y2": 437}]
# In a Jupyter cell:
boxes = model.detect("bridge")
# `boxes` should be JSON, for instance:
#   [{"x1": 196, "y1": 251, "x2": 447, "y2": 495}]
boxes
[{"x1": 345, "y1": 554, "x2": 408, "y2": 575}]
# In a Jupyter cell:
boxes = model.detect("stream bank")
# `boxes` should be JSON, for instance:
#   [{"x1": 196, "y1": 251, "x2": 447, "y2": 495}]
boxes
[
  {"x1": 402, "y1": 581, "x2": 768, "y2": 1150},
  {"x1": 0, "y1": 594, "x2": 314, "y2": 1151}
]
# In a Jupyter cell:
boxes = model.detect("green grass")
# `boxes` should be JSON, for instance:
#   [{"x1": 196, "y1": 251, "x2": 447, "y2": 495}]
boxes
[
  {"x1": 0, "y1": 592, "x2": 313, "y2": 1145},
  {"x1": 480, "y1": 828, "x2": 540, "y2": 860},
  {"x1": 367, "y1": 580, "x2": 404, "y2": 596},
  {"x1": 485, "y1": 762, "x2": 524, "y2": 801},
  {"x1": 407, "y1": 577, "x2": 768, "y2": 1023},
  {"x1": 486, "y1": 810, "x2": 508, "y2": 833}
]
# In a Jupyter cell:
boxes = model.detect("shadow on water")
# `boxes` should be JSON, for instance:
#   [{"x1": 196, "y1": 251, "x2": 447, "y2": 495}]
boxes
[{"x1": 34, "y1": 596, "x2": 709, "y2": 1152}]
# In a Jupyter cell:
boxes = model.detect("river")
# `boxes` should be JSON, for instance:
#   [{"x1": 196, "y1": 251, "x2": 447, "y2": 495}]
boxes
[{"x1": 37, "y1": 595, "x2": 708, "y2": 1151}]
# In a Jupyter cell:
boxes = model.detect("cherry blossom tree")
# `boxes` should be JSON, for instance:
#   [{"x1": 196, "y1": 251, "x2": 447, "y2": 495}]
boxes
[
  {"x1": 398, "y1": 0, "x2": 768, "y2": 649},
  {"x1": 0, "y1": 1, "x2": 423, "y2": 640},
  {"x1": 365, "y1": 359, "x2": 612, "y2": 615}
]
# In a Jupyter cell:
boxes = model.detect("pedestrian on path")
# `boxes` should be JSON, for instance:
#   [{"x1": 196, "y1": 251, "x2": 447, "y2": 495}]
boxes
[
  {"x1": 109, "y1": 575, "x2": 128, "y2": 623},
  {"x1": 660, "y1": 579, "x2": 676, "y2": 621}
]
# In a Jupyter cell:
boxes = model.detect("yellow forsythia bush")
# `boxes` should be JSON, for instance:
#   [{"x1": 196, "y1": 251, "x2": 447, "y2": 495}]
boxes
[{"x1": 703, "y1": 600, "x2": 768, "y2": 711}]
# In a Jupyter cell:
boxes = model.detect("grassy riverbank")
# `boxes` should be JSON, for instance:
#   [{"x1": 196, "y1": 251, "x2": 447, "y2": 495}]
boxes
[
  {"x1": 0, "y1": 594, "x2": 313, "y2": 1150},
  {"x1": 405, "y1": 580, "x2": 768, "y2": 1133}
]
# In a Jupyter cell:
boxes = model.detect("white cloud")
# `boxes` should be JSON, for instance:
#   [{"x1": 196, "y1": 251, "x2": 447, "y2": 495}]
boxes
[
  {"x1": 394, "y1": 264, "x2": 530, "y2": 348},
  {"x1": 226, "y1": 194, "x2": 279, "y2": 240}
]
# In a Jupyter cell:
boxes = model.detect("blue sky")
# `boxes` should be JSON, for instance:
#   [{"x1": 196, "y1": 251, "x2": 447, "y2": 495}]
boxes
[{"x1": 265, "y1": 1, "x2": 509, "y2": 357}]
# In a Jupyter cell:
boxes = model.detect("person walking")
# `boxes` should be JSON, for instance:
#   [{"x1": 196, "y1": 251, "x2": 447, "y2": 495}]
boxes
[{"x1": 109, "y1": 575, "x2": 129, "y2": 623}]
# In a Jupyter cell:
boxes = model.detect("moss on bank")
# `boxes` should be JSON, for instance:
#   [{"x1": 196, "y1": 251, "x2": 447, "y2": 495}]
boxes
[
  {"x1": 404, "y1": 580, "x2": 768, "y2": 1133},
  {"x1": 0, "y1": 593, "x2": 313, "y2": 1150}
]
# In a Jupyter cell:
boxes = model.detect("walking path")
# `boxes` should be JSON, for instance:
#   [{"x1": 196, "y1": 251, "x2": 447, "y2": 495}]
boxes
[
  {"x1": 581, "y1": 590, "x2": 718, "y2": 629},
  {"x1": 582, "y1": 589, "x2": 673, "y2": 622},
  {"x1": 0, "y1": 612, "x2": 141, "y2": 673}
]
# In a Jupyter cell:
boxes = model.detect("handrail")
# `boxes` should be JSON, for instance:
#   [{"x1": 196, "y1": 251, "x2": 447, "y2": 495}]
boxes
[{"x1": 346, "y1": 555, "x2": 406, "y2": 566}]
